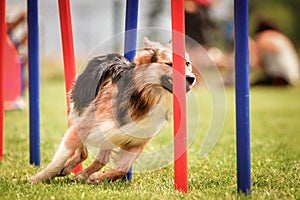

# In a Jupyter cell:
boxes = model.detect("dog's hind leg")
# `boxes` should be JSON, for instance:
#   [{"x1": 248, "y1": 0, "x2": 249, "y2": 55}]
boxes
[
  {"x1": 73, "y1": 149, "x2": 112, "y2": 181},
  {"x1": 29, "y1": 125, "x2": 82, "y2": 183},
  {"x1": 59, "y1": 145, "x2": 88, "y2": 176},
  {"x1": 87, "y1": 146, "x2": 143, "y2": 183}
]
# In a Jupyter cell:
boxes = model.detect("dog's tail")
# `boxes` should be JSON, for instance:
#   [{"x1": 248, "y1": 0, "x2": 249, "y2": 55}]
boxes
[{"x1": 71, "y1": 54, "x2": 135, "y2": 115}]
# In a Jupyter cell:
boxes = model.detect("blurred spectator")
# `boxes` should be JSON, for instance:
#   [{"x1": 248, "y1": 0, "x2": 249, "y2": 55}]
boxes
[
  {"x1": 185, "y1": 0, "x2": 215, "y2": 48},
  {"x1": 251, "y1": 19, "x2": 299, "y2": 86},
  {"x1": 184, "y1": 0, "x2": 217, "y2": 83},
  {"x1": 209, "y1": 0, "x2": 234, "y2": 52},
  {"x1": 6, "y1": 9, "x2": 28, "y2": 65}
]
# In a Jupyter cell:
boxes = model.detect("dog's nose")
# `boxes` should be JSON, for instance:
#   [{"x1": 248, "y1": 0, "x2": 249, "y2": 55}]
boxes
[{"x1": 186, "y1": 74, "x2": 196, "y2": 85}]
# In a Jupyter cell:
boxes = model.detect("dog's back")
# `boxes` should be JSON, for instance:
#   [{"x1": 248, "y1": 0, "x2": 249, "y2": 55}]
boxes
[{"x1": 71, "y1": 54, "x2": 134, "y2": 115}]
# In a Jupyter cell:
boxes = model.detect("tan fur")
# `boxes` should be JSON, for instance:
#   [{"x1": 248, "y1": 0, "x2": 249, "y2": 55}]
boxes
[
  {"x1": 63, "y1": 126, "x2": 81, "y2": 149},
  {"x1": 73, "y1": 160, "x2": 105, "y2": 181},
  {"x1": 134, "y1": 48, "x2": 172, "y2": 66},
  {"x1": 94, "y1": 80, "x2": 115, "y2": 123}
]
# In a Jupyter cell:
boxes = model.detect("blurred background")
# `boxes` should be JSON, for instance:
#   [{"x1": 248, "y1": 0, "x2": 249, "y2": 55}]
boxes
[
  {"x1": 5, "y1": 0, "x2": 300, "y2": 56},
  {"x1": 249, "y1": 0, "x2": 300, "y2": 49},
  {"x1": 2, "y1": 2, "x2": 300, "y2": 198},
  {"x1": 4, "y1": 0, "x2": 300, "y2": 89},
  {"x1": 6, "y1": 0, "x2": 172, "y2": 59}
]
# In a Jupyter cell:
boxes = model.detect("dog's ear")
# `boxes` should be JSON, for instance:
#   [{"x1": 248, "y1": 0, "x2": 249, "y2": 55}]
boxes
[
  {"x1": 165, "y1": 40, "x2": 190, "y2": 61},
  {"x1": 143, "y1": 37, "x2": 165, "y2": 50},
  {"x1": 143, "y1": 37, "x2": 153, "y2": 48},
  {"x1": 165, "y1": 40, "x2": 172, "y2": 50}
]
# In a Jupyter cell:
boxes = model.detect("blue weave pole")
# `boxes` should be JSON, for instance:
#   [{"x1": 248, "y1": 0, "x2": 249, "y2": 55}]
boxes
[
  {"x1": 124, "y1": 0, "x2": 139, "y2": 61},
  {"x1": 123, "y1": 0, "x2": 139, "y2": 181},
  {"x1": 234, "y1": 0, "x2": 251, "y2": 195},
  {"x1": 28, "y1": 0, "x2": 40, "y2": 166}
]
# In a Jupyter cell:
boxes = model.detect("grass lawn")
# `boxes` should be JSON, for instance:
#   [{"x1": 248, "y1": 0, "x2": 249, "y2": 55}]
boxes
[{"x1": 0, "y1": 78, "x2": 299, "y2": 199}]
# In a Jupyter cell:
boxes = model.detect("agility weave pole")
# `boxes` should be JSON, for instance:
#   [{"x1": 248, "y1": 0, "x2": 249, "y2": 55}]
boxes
[
  {"x1": 234, "y1": 0, "x2": 251, "y2": 195},
  {"x1": 124, "y1": 0, "x2": 139, "y2": 62},
  {"x1": 26, "y1": 0, "x2": 80, "y2": 169},
  {"x1": 28, "y1": 0, "x2": 40, "y2": 166},
  {"x1": 0, "y1": 0, "x2": 5, "y2": 161},
  {"x1": 123, "y1": 0, "x2": 188, "y2": 191},
  {"x1": 58, "y1": 0, "x2": 77, "y2": 115},
  {"x1": 171, "y1": 0, "x2": 188, "y2": 193},
  {"x1": 58, "y1": 0, "x2": 82, "y2": 173},
  {"x1": 123, "y1": 0, "x2": 139, "y2": 181}
]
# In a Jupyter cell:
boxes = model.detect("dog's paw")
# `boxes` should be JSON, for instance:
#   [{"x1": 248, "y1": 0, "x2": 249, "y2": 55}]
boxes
[
  {"x1": 87, "y1": 172, "x2": 105, "y2": 184},
  {"x1": 73, "y1": 172, "x2": 88, "y2": 182},
  {"x1": 28, "y1": 176, "x2": 38, "y2": 184},
  {"x1": 58, "y1": 163, "x2": 73, "y2": 177},
  {"x1": 58, "y1": 167, "x2": 71, "y2": 177},
  {"x1": 28, "y1": 174, "x2": 50, "y2": 184}
]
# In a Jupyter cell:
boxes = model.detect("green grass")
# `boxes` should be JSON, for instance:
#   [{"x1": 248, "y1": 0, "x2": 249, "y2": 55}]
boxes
[{"x1": 0, "y1": 79, "x2": 299, "y2": 199}]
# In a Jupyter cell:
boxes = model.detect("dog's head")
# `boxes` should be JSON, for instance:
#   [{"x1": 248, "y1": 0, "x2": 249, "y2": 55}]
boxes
[
  {"x1": 114, "y1": 38, "x2": 197, "y2": 124},
  {"x1": 134, "y1": 37, "x2": 196, "y2": 93}
]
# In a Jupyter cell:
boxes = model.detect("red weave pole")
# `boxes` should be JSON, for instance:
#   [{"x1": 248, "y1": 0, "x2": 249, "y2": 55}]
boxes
[
  {"x1": 171, "y1": 0, "x2": 188, "y2": 193},
  {"x1": 0, "y1": 0, "x2": 6, "y2": 161},
  {"x1": 58, "y1": 0, "x2": 76, "y2": 113},
  {"x1": 58, "y1": 0, "x2": 82, "y2": 172}
]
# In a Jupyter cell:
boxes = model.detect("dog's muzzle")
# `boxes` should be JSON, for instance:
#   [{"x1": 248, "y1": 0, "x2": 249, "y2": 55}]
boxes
[
  {"x1": 161, "y1": 73, "x2": 196, "y2": 93},
  {"x1": 186, "y1": 73, "x2": 196, "y2": 92},
  {"x1": 186, "y1": 74, "x2": 196, "y2": 86}
]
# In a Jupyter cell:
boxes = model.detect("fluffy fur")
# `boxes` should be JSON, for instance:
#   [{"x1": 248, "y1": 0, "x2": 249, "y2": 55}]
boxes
[{"x1": 29, "y1": 38, "x2": 196, "y2": 184}]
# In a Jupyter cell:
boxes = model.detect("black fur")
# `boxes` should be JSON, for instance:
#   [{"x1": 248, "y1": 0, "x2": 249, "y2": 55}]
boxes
[
  {"x1": 160, "y1": 75, "x2": 173, "y2": 93},
  {"x1": 113, "y1": 69, "x2": 136, "y2": 126},
  {"x1": 71, "y1": 54, "x2": 135, "y2": 115},
  {"x1": 150, "y1": 50, "x2": 158, "y2": 63}
]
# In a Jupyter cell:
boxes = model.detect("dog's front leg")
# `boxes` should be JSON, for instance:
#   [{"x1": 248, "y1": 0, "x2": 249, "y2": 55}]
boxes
[
  {"x1": 73, "y1": 149, "x2": 112, "y2": 181},
  {"x1": 87, "y1": 146, "x2": 143, "y2": 183},
  {"x1": 59, "y1": 145, "x2": 88, "y2": 176},
  {"x1": 29, "y1": 125, "x2": 82, "y2": 183}
]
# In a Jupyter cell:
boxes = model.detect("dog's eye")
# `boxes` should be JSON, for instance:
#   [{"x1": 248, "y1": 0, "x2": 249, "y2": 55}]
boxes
[
  {"x1": 186, "y1": 61, "x2": 191, "y2": 66},
  {"x1": 165, "y1": 62, "x2": 172, "y2": 67}
]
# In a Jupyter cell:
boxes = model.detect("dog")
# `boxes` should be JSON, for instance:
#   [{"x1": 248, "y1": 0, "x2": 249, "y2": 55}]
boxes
[{"x1": 29, "y1": 38, "x2": 196, "y2": 184}]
